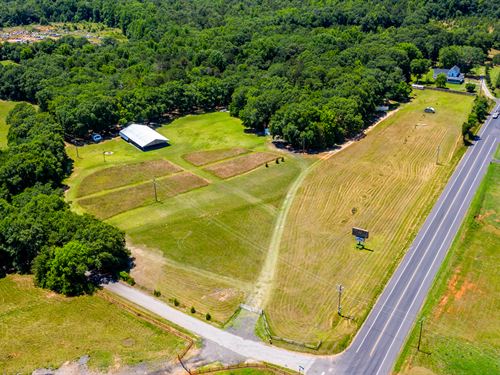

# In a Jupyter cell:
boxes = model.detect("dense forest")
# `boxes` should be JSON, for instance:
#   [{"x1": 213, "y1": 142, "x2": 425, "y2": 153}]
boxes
[
  {"x1": 0, "y1": 0, "x2": 498, "y2": 148},
  {"x1": 0, "y1": 0, "x2": 498, "y2": 295}
]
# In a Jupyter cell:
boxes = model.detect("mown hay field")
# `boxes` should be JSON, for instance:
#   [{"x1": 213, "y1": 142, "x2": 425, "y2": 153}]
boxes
[
  {"x1": 66, "y1": 112, "x2": 311, "y2": 321},
  {"x1": 184, "y1": 147, "x2": 249, "y2": 166},
  {"x1": 77, "y1": 159, "x2": 182, "y2": 197},
  {"x1": 0, "y1": 275, "x2": 187, "y2": 374},
  {"x1": 0, "y1": 100, "x2": 18, "y2": 149},
  {"x1": 78, "y1": 172, "x2": 209, "y2": 219},
  {"x1": 204, "y1": 152, "x2": 279, "y2": 179},
  {"x1": 265, "y1": 90, "x2": 475, "y2": 352},
  {"x1": 396, "y1": 161, "x2": 500, "y2": 375}
]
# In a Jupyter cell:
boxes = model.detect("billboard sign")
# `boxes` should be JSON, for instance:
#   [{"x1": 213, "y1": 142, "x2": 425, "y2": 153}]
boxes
[{"x1": 352, "y1": 227, "x2": 369, "y2": 239}]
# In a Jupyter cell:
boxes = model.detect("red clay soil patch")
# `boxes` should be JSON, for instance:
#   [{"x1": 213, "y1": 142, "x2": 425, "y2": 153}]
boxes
[
  {"x1": 183, "y1": 147, "x2": 249, "y2": 166},
  {"x1": 78, "y1": 172, "x2": 209, "y2": 219},
  {"x1": 204, "y1": 152, "x2": 278, "y2": 179},
  {"x1": 77, "y1": 159, "x2": 182, "y2": 197},
  {"x1": 434, "y1": 270, "x2": 476, "y2": 318}
]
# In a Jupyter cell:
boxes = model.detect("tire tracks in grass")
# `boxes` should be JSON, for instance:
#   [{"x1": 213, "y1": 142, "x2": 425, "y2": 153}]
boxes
[{"x1": 246, "y1": 109, "x2": 402, "y2": 311}]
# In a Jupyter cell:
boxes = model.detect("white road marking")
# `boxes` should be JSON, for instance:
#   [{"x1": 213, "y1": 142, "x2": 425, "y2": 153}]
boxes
[
  {"x1": 352, "y1": 112, "x2": 500, "y2": 353},
  {"x1": 374, "y1": 138, "x2": 497, "y2": 375},
  {"x1": 370, "y1": 134, "x2": 494, "y2": 356}
]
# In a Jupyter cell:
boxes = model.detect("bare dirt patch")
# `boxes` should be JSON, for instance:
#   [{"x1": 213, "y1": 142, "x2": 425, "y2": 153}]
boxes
[
  {"x1": 183, "y1": 148, "x2": 249, "y2": 166},
  {"x1": 435, "y1": 270, "x2": 477, "y2": 318},
  {"x1": 204, "y1": 152, "x2": 278, "y2": 179},
  {"x1": 203, "y1": 288, "x2": 240, "y2": 302},
  {"x1": 78, "y1": 172, "x2": 209, "y2": 219},
  {"x1": 78, "y1": 159, "x2": 182, "y2": 197}
]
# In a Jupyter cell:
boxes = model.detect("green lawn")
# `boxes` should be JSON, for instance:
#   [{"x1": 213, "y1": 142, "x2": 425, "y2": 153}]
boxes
[
  {"x1": 0, "y1": 275, "x2": 187, "y2": 374},
  {"x1": 66, "y1": 112, "x2": 310, "y2": 322},
  {"x1": 396, "y1": 161, "x2": 500, "y2": 375},
  {"x1": 415, "y1": 68, "x2": 479, "y2": 92},
  {"x1": 490, "y1": 65, "x2": 500, "y2": 97},
  {"x1": 0, "y1": 100, "x2": 18, "y2": 149}
]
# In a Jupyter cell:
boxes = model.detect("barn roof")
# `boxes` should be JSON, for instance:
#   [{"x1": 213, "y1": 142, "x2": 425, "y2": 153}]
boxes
[{"x1": 119, "y1": 124, "x2": 169, "y2": 149}]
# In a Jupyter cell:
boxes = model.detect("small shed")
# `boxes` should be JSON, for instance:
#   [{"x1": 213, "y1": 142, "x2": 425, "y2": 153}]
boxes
[{"x1": 119, "y1": 124, "x2": 169, "y2": 151}]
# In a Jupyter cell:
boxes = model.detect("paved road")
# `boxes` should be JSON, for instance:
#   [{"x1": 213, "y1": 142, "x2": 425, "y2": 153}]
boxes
[
  {"x1": 106, "y1": 100, "x2": 499, "y2": 375},
  {"x1": 311, "y1": 100, "x2": 500, "y2": 375},
  {"x1": 106, "y1": 283, "x2": 316, "y2": 372}
]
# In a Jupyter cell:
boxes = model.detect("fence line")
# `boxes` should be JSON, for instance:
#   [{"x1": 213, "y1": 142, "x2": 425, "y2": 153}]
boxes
[
  {"x1": 261, "y1": 311, "x2": 322, "y2": 351},
  {"x1": 99, "y1": 290, "x2": 194, "y2": 359},
  {"x1": 424, "y1": 86, "x2": 476, "y2": 96},
  {"x1": 191, "y1": 362, "x2": 295, "y2": 375}
]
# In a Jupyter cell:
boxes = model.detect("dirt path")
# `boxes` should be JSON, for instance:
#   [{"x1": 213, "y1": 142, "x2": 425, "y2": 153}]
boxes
[
  {"x1": 245, "y1": 158, "x2": 321, "y2": 309},
  {"x1": 481, "y1": 78, "x2": 499, "y2": 102}
]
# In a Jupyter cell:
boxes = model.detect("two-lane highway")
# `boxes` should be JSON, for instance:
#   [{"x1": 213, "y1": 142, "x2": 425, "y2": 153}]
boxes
[{"x1": 311, "y1": 102, "x2": 500, "y2": 374}]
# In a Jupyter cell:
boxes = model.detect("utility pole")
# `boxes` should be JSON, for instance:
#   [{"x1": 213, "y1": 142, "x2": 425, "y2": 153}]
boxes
[
  {"x1": 417, "y1": 318, "x2": 424, "y2": 351},
  {"x1": 337, "y1": 284, "x2": 343, "y2": 316},
  {"x1": 75, "y1": 145, "x2": 80, "y2": 158},
  {"x1": 153, "y1": 178, "x2": 158, "y2": 202},
  {"x1": 103, "y1": 151, "x2": 106, "y2": 162},
  {"x1": 436, "y1": 144, "x2": 440, "y2": 165}
]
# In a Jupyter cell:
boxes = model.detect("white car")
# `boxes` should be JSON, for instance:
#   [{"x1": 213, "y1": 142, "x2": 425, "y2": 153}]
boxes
[{"x1": 493, "y1": 112, "x2": 499, "y2": 119}]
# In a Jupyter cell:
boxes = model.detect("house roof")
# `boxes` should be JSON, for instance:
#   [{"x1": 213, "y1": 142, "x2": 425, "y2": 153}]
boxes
[
  {"x1": 433, "y1": 68, "x2": 450, "y2": 77},
  {"x1": 119, "y1": 124, "x2": 169, "y2": 148}
]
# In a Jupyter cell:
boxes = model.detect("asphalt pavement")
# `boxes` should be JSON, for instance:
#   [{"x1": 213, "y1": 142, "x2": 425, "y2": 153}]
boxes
[
  {"x1": 106, "y1": 99, "x2": 500, "y2": 375},
  {"x1": 311, "y1": 99, "x2": 500, "y2": 374}
]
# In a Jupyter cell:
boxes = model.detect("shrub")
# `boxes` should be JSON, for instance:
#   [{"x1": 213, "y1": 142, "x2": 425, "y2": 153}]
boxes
[
  {"x1": 153, "y1": 289, "x2": 161, "y2": 297},
  {"x1": 173, "y1": 298, "x2": 180, "y2": 306},
  {"x1": 435, "y1": 73, "x2": 447, "y2": 88},
  {"x1": 205, "y1": 313, "x2": 211, "y2": 321},
  {"x1": 119, "y1": 271, "x2": 135, "y2": 286},
  {"x1": 190, "y1": 306, "x2": 196, "y2": 314},
  {"x1": 465, "y1": 83, "x2": 476, "y2": 93}
]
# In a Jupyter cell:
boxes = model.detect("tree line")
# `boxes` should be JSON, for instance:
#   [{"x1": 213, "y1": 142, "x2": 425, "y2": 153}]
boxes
[
  {"x1": 0, "y1": 1, "x2": 498, "y2": 149},
  {"x1": 0, "y1": 104, "x2": 131, "y2": 295}
]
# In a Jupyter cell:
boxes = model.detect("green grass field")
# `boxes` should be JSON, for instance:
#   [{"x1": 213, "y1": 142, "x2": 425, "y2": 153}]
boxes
[
  {"x1": 0, "y1": 100, "x2": 18, "y2": 149},
  {"x1": 66, "y1": 112, "x2": 310, "y2": 322},
  {"x1": 396, "y1": 159, "x2": 500, "y2": 375},
  {"x1": 265, "y1": 90, "x2": 475, "y2": 352},
  {"x1": 490, "y1": 65, "x2": 500, "y2": 97},
  {"x1": 0, "y1": 275, "x2": 187, "y2": 374}
]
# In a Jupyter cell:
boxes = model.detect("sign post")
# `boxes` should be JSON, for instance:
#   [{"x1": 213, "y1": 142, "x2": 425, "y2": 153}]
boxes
[{"x1": 352, "y1": 227, "x2": 369, "y2": 249}]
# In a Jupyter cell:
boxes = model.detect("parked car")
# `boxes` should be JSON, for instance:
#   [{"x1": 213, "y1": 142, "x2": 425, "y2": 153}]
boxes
[
  {"x1": 493, "y1": 111, "x2": 499, "y2": 119},
  {"x1": 91, "y1": 133, "x2": 103, "y2": 142},
  {"x1": 424, "y1": 107, "x2": 436, "y2": 113}
]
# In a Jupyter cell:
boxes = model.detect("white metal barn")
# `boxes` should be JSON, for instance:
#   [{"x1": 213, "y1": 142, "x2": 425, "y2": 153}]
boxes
[{"x1": 119, "y1": 124, "x2": 169, "y2": 151}]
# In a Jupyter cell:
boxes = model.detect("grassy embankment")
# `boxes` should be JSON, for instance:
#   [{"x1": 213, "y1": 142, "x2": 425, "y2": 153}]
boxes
[
  {"x1": 395, "y1": 154, "x2": 500, "y2": 375},
  {"x1": 0, "y1": 275, "x2": 187, "y2": 374},
  {"x1": 489, "y1": 65, "x2": 500, "y2": 97},
  {"x1": 66, "y1": 112, "x2": 310, "y2": 323},
  {"x1": 265, "y1": 89, "x2": 475, "y2": 353},
  {"x1": 0, "y1": 100, "x2": 18, "y2": 149}
]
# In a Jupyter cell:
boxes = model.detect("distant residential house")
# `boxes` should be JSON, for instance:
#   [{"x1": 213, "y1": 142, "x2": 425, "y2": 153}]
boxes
[{"x1": 433, "y1": 65, "x2": 465, "y2": 84}]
